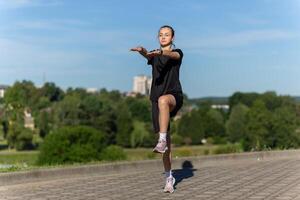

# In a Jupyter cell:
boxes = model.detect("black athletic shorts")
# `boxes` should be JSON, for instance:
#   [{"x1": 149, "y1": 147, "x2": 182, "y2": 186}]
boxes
[{"x1": 151, "y1": 93, "x2": 183, "y2": 133}]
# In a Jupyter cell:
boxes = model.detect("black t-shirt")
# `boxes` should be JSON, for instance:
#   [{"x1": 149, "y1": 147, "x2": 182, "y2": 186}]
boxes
[{"x1": 147, "y1": 48, "x2": 183, "y2": 101}]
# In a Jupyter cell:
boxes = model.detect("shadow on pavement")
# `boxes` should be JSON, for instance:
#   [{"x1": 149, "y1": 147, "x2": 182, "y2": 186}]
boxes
[{"x1": 172, "y1": 160, "x2": 197, "y2": 188}]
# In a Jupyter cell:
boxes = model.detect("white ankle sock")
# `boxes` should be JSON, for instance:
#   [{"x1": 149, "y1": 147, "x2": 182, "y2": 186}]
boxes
[
  {"x1": 159, "y1": 132, "x2": 167, "y2": 141},
  {"x1": 165, "y1": 170, "x2": 172, "y2": 178}
]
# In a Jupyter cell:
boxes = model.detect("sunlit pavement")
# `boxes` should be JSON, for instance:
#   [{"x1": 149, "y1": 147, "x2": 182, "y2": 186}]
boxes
[{"x1": 1, "y1": 151, "x2": 300, "y2": 200}]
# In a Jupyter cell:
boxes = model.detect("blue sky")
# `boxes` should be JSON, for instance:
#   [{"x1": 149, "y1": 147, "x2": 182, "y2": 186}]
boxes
[{"x1": 0, "y1": 0, "x2": 299, "y2": 98}]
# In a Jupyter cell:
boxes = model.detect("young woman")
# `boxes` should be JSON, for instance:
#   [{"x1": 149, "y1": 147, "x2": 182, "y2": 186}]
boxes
[{"x1": 130, "y1": 25, "x2": 184, "y2": 193}]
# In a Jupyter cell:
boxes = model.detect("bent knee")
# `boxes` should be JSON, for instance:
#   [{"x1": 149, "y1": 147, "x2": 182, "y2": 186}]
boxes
[{"x1": 158, "y1": 96, "x2": 169, "y2": 107}]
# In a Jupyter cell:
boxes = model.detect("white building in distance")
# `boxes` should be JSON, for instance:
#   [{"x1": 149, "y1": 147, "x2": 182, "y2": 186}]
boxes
[
  {"x1": 0, "y1": 85, "x2": 9, "y2": 98},
  {"x1": 132, "y1": 75, "x2": 152, "y2": 96},
  {"x1": 24, "y1": 109, "x2": 35, "y2": 130},
  {"x1": 86, "y1": 88, "x2": 98, "y2": 94},
  {"x1": 211, "y1": 104, "x2": 230, "y2": 111}
]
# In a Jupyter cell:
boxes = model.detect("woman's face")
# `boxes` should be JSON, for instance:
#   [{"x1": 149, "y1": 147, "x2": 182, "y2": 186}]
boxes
[{"x1": 158, "y1": 27, "x2": 173, "y2": 47}]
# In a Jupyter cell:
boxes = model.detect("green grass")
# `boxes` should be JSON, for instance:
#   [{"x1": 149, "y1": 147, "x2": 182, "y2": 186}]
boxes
[
  {"x1": 124, "y1": 143, "x2": 243, "y2": 160},
  {"x1": 0, "y1": 150, "x2": 39, "y2": 164},
  {"x1": 0, "y1": 143, "x2": 243, "y2": 173},
  {"x1": 0, "y1": 150, "x2": 39, "y2": 172}
]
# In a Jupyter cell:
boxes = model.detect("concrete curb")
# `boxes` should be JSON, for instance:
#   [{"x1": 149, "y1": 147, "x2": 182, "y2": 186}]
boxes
[{"x1": 1, "y1": 149, "x2": 300, "y2": 186}]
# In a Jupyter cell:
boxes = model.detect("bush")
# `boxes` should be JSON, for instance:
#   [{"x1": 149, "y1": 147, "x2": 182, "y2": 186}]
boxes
[
  {"x1": 32, "y1": 134, "x2": 43, "y2": 149},
  {"x1": 212, "y1": 143, "x2": 243, "y2": 155},
  {"x1": 211, "y1": 136, "x2": 227, "y2": 145},
  {"x1": 15, "y1": 128, "x2": 34, "y2": 150},
  {"x1": 37, "y1": 126, "x2": 106, "y2": 165},
  {"x1": 7, "y1": 123, "x2": 34, "y2": 150},
  {"x1": 100, "y1": 145, "x2": 127, "y2": 161},
  {"x1": 172, "y1": 134, "x2": 183, "y2": 146}
]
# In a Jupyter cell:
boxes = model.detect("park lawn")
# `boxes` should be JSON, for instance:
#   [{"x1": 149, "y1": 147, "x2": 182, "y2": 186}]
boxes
[
  {"x1": 0, "y1": 143, "x2": 243, "y2": 173},
  {"x1": 124, "y1": 145, "x2": 214, "y2": 161},
  {"x1": 0, "y1": 150, "x2": 40, "y2": 172},
  {"x1": 124, "y1": 143, "x2": 243, "y2": 161}
]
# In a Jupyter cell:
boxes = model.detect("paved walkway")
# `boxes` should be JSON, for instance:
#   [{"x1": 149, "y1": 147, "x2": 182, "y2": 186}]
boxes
[{"x1": 1, "y1": 154, "x2": 300, "y2": 199}]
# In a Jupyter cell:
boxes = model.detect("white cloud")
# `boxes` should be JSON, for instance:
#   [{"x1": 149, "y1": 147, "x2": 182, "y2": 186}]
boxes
[
  {"x1": 238, "y1": 18, "x2": 270, "y2": 26},
  {"x1": 0, "y1": 0, "x2": 31, "y2": 8},
  {"x1": 0, "y1": 0, "x2": 62, "y2": 9},
  {"x1": 0, "y1": 29, "x2": 137, "y2": 78},
  {"x1": 15, "y1": 19, "x2": 89, "y2": 30},
  {"x1": 0, "y1": 37, "x2": 103, "y2": 69},
  {"x1": 1, "y1": 21, "x2": 152, "y2": 55}
]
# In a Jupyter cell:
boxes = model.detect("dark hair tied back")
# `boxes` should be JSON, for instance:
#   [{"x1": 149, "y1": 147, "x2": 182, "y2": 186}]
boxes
[{"x1": 159, "y1": 25, "x2": 175, "y2": 37}]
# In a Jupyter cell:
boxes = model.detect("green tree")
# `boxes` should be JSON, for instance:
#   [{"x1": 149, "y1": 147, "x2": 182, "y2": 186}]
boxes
[
  {"x1": 116, "y1": 104, "x2": 133, "y2": 147},
  {"x1": 125, "y1": 97, "x2": 151, "y2": 122},
  {"x1": 79, "y1": 95, "x2": 103, "y2": 125},
  {"x1": 4, "y1": 80, "x2": 37, "y2": 109},
  {"x1": 53, "y1": 95, "x2": 82, "y2": 126},
  {"x1": 206, "y1": 109, "x2": 225, "y2": 140},
  {"x1": 40, "y1": 82, "x2": 64, "y2": 102},
  {"x1": 1, "y1": 120, "x2": 9, "y2": 139},
  {"x1": 271, "y1": 106, "x2": 300, "y2": 149},
  {"x1": 35, "y1": 110, "x2": 52, "y2": 138},
  {"x1": 243, "y1": 100, "x2": 272, "y2": 151},
  {"x1": 96, "y1": 112, "x2": 117, "y2": 145},
  {"x1": 0, "y1": 124, "x2": 4, "y2": 140},
  {"x1": 229, "y1": 92, "x2": 259, "y2": 112},
  {"x1": 226, "y1": 103, "x2": 249, "y2": 143},
  {"x1": 35, "y1": 96, "x2": 51, "y2": 110},
  {"x1": 177, "y1": 109, "x2": 205, "y2": 145},
  {"x1": 130, "y1": 120, "x2": 152, "y2": 148},
  {"x1": 259, "y1": 91, "x2": 282, "y2": 111}
]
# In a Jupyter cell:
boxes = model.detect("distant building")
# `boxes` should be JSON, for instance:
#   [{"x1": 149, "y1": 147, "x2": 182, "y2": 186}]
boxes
[
  {"x1": 86, "y1": 88, "x2": 98, "y2": 93},
  {"x1": 125, "y1": 91, "x2": 138, "y2": 97},
  {"x1": 0, "y1": 85, "x2": 9, "y2": 98},
  {"x1": 24, "y1": 109, "x2": 35, "y2": 130},
  {"x1": 132, "y1": 75, "x2": 152, "y2": 96},
  {"x1": 211, "y1": 104, "x2": 230, "y2": 111}
]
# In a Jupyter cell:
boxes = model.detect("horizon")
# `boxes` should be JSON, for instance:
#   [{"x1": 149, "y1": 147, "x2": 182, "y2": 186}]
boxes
[{"x1": 1, "y1": 79, "x2": 299, "y2": 99}]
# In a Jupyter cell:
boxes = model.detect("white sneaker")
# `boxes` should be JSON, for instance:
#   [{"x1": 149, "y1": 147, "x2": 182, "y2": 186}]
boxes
[
  {"x1": 163, "y1": 176, "x2": 176, "y2": 193},
  {"x1": 153, "y1": 139, "x2": 168, "y2": 154}
]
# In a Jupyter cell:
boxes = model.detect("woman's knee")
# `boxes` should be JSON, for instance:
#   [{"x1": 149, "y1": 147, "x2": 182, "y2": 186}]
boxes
[{"x1": 158, "y1": 96, "x2": 169, "y2": 109}]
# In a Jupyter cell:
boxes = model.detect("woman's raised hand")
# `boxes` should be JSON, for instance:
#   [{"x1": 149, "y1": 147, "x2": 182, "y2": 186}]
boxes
[
  {"x1": 130, "y1": 46, "x2": 145, "y2": 53},
  {"x1": 130, "y1": 46, "x2": 162, "y2": 60}
]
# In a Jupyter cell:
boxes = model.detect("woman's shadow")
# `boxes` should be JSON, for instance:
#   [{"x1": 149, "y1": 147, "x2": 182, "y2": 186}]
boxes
[{"x1": 172, "y1": 160, "x2": 197, "y2": 188}]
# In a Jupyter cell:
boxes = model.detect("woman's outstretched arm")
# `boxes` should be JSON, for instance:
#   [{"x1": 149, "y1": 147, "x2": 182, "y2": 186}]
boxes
[
  {"x1": 160, "y1": 50, "x2": 181, "y2": 60},
  {"x1": 147, "y1": 49, "x2": 181, "y2": 60},
  {"x1": 130, "y1": 46, "x2": 151, "y2": 61}
]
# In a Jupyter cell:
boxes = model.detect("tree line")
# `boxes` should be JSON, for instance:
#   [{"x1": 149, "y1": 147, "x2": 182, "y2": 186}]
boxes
[{"x1": 0, "y1": 81, "x2": 299, "y2": 154}]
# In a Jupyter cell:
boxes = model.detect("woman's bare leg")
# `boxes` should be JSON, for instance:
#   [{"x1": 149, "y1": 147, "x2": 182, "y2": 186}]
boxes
[
  {"x1": 158, "y1": 95, "x2": 175, "y2": 133},
  {"x1": 163, "y1": 133, "x2": 172, "y2": 172},
  {"x1": 158, "y1": 95, "x2": 176, "y2": 173}
]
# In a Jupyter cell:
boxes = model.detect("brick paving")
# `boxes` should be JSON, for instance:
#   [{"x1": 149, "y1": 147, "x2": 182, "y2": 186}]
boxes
[{"x1": 1, "y1": 156, "x2": 300, "y2": 200}]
